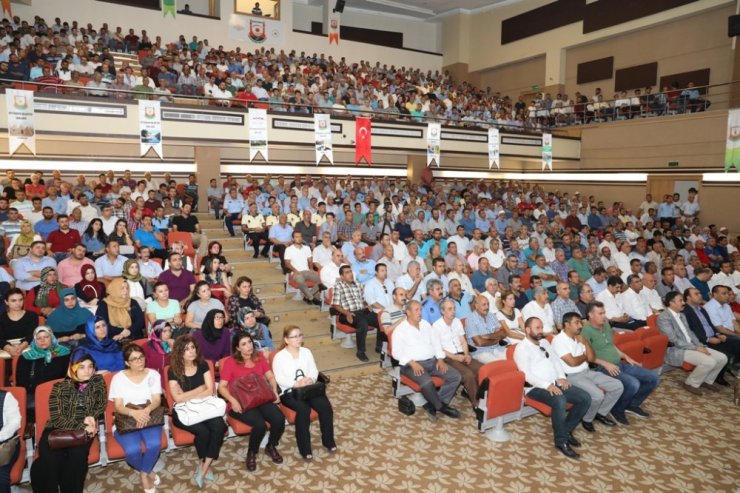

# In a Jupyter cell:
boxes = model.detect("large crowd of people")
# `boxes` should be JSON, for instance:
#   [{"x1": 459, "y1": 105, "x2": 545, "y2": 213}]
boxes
[{"x1": 0, "y1": 14, "x2": 712, "y2": 131}]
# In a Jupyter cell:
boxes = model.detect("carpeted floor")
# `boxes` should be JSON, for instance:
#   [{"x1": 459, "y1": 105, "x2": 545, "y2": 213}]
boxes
[{"x1": 21, "y1": 369, "x2": 740, "y2": 493}]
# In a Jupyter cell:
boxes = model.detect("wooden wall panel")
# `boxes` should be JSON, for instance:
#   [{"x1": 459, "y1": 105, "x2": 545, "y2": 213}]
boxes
[
  {"x1": 614, "y1": 62, "x2": 658, "y2": 92},
  {"x1": 659, "y1": 69, "x2": 711, "y2": 94},
  {"x1": 576, "y1": 57, "x2": 614, "y2": 84},
  {"x1": 501, "y1": 0, "x2": 586, "y2": 45},
  {"x1": 582, "y1": 0, "x2": 699, "y2": 33},
  {"x1": 310, "y1": 22, "x2": 403, "y2": 49}
]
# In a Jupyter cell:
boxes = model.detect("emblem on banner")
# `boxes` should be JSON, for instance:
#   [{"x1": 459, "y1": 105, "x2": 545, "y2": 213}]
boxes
[
  {"x1": 144, "y1": 106, "x2": 156, "y2": 119},
  {"x1": 249, "y1": 20, "x2": 267, "y2": 43},
  {"x1": 13, "y1": 96, "x2": 27, "y2": 110}
]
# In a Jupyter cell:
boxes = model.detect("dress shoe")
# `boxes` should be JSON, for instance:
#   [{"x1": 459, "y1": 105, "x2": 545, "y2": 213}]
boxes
[
  {"x1": 594, "y1": 414, "x2": 617, "y2": 426},
  {"x1": 701, "y1": 382, "x2": 722, "y2": 392},
  {"x1": 581, "y1": 421, "x2": 595, "y2": 433},
  {"x1": 715, "y1": 377, "x2": 730, "y2": 387},
  {"x1": 310, "y1": 298, "x2": 322, "y2": 306},
  {"x1": 555, "y1": 443, "x2": 580, "y2": 459},
  {"x1": 682, "y1": 382, "x2": 704, "y2": 396},
  {"x1": 728, "y1": 365, "x2": 740, "y2": 379},
  {"x1": 439, "y1": 405, "x2": 461, "y2": 419},
  {"x1": 422, "y1": 403, "x2": 438, "y2": 422},
  {"x1": 356, "y1": 351, "x2": 369, "y2": 362},
  {"x1": 625, "y1": 406, "x2": 650, "y2": 418},
  {"x1": 612, "y1": 412, "x2": 630, "y2": 425},
  {"x1": 265, "y1": 445, "x2": 283, "y2": 464},
  {"x1": 252, "y1": 252, "x2": 259, "y2": 259},
  {"x1": 567, "y1": 434, "x2": 581, "y2": 447},
  {"x1": 245, "y1": 451, "x2": 257, "y2": 472}
]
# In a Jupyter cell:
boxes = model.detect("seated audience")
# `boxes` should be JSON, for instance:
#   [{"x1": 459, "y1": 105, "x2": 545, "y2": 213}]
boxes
[
  {"x1": 284, "y1": 231, "x2": 321, "y2": 305},
  {"x1": 158, "y1": 252, "x2": 197, "y2": 305},
  {"x1": 192, "y1": 309, "x2": 231, "y2": 364},
  {"x1": 227, "y1": 276, "x2": 269, "y2": 328},
  {"x1": 24, "y1": 266, "x2": 64, "y2": 317},
  {"x1": 46, "y1": 288, "x2": 92, "y2": 347},
  {"x1": 123, "y1": 259, "x2": 151, "y2": 309},
  {"x1": 0, "y1": 288, "x2": 38, "y2": 357},
  {"x1": 0, "y1": 387, "x2": 20, "y2": 492},
  {"x1": 79, "y1": 317, "x2": 124, "y2": 372},
  {"x1": 496, "y1": 290, "x2": 525, "y2": 343},
  {"x1": 142, "y1": 320, "x2": 173, "y2": 382},
  {"x1": 234, "y1": 307, "x2": 274, "y2": 351},
  {"x1": 330, "y1": 265, "x2": 380, "y2": 361},
  {"x1": 521, "y1": 286, "x2": 556, "y2": 334},
  {"x1": 75, "y1": 264, "x2": 107, "y2": 308},
  {"x1": 185, "y1": 282, "x2": 226, "y2": 330},
  {"x1": 96, "y1": 278, "x2": 145, "y2": 340},
  {"x1": 551, "y1": 282, "x2": 581, "y2": 332},
  {"x1": 200, "y1": 256, "x2": 232, "y2": 302}
]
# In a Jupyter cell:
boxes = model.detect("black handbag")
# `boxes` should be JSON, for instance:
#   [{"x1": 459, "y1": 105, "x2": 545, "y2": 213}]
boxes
[
  {"x1": 398, "y1": 396, "x2": 415, "y2": 416},
  {"x1": 292, "y1": 370, "x2": 326, "y2": 400}
]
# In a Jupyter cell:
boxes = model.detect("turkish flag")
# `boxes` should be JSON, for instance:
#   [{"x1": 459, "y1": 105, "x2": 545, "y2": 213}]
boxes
[{"x1": 355, "y1": 117, "x2": 372, "y2": 165}]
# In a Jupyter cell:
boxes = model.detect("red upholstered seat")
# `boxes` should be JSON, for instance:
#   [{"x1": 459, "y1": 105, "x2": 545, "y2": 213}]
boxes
[{"x1": 477, "y1": 360, "x2": 524, "y2": 421}]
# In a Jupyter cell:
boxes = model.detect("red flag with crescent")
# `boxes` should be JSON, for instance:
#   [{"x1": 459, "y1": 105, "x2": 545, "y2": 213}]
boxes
[
  {"x1": 1, "y1": 0, "x2": 11, "y2": 17},
  {"x1": 355, "y1": 117, "x2": 372, "y2": 165}
]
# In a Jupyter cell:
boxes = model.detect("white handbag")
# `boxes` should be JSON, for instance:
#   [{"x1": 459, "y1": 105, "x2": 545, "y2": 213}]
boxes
[{"x1": 174, "y1": 395, "x2": 227, "y2": 426}]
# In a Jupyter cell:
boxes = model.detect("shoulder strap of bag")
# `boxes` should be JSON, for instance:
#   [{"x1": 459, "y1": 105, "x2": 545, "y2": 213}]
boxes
[{"x1": 295, "y1": 369, "x2": 305, "y2": 380}]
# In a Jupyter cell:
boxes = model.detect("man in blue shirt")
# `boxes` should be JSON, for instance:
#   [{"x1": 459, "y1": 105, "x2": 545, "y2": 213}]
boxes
[
  {"x1": 351, "y1": 246, "x2": 376, "y2": 284},
  {"x1": 421, "y1": 278, "x2": 444, "y2": 324},
  {"x1": 268, "y1": 213, "x2": 293, "y2": 274},
  {"x1": 445, "y1": 278, "x2": 474, "y2": 320},
  {"x1": 33, "y1": 207, "x2": 58, "y2": 240},
  {"x1": 464, "y1": 294, "x2": 506, "y2": 363},
  {"x1": 133, "y1": 216, "x2": 167, "y2": 259},
  {"x1": 471, "y1": 257, "x2": 495, "y2": 293},
  {"x1": 222, "y1": 188, "x2": 245, "y2": 237}
]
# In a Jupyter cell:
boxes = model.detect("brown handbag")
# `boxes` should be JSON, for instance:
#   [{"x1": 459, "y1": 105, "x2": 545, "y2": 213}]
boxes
[
  {"x1": 114, "y1": 400, "x2": 165, "y2": 434},
  {"x1": 47, "y1": 429, "x2": 92, "y2": 450},
  {"x1": 229, "y1": 373, "x2": 275, "y2": 411}
]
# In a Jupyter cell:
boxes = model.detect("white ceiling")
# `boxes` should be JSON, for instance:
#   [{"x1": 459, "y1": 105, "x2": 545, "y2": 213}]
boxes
[{"x1": 316, "y1": 0, "x2": 516, "y2": 20}]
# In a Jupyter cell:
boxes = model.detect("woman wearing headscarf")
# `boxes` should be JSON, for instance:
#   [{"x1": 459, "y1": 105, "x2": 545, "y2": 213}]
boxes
[
  {"x1": 46, "y1": 288, "x2": 92, "y2": 348},
  {"x1": 142, "y1": 320, "x2": 173, "y2": 383},
  {"x1": 122, "y1": 258, "x2": 151, "y2": 310},
  {"x1": 16, "y1": 326, "x2": 71, "y2": 420},
  {"x1": 6, "y1": 220, "x2": 40, "y2": 261},
  {"x1": 95, "y1": 278, "x2": 145, "y2": 340},
  {"x1": 24, "y1": 267, "x2": 64, "y2": 317},
  {"x1": 191, "y1": 309, "x2": 231, "y2": 364},
  {"x1": 79, "y1": 317, "x2": 124, "y2": 373},
  {"x1": 30, "y1": 350, "x2": 107, "y2": 493},
  {"x1": 75, "y1": 264, "x2": 106, "y2": 310}
]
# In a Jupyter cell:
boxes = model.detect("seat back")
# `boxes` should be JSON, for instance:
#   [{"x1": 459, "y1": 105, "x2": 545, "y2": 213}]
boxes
[
  {"x1": 168, "y1": 231, "x2": 196, "y2": 257},
  {"x1": 613, "y1": 331, "x2": 644, "y2": 364},
  {"x1": 636, "y1": 327, "x2": 669, "y2": 370},
  {"x1": 478, "y1": 360, "x2": 524, "y2": 420},
  {"x1": 2, "y1": 386, "x2": 27, "y2": 484},
  {"x1": 646, "y1": 313, "x2": 658, "y2": 331}
]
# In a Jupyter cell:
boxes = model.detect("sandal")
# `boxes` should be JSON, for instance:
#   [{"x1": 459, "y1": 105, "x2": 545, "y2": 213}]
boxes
[{"x1": 302, "y1": 454, "x2": 313, "y2": 462}]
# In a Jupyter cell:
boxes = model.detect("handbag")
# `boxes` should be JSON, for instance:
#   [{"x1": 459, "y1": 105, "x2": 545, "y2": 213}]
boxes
[
  {"x1": 47, "y1": 429, "x2": 92, "y2": 450},
  {"x1": 114, "y1": 400, "x2": 165, "y2": 434},
  {"x1": 397, "y1": 396, "x2": 416, "y2": 416},
  {"x1": 174, "y1": 395, "x2": 226, "y2": 426},
  {"x1": 229, "y1": 373, "x2": 275, "y2": 411},
  {"x1": 292, "y1": 369, "x2": 326, "y2": 401}
]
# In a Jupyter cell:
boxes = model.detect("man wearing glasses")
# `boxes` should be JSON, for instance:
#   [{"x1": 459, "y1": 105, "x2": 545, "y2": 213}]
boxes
[{"x1": 513, "y1": 316, "x2": 591, "y2": 459}]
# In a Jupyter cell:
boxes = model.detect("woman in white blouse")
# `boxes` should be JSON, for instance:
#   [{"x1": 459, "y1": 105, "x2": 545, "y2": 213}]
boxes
[
  {"x1": 495, "y1": 290, "x2": 525, "y2": 344},
  {"x1": 271, "y1": 325, "x2": 336, "y2": 462}
]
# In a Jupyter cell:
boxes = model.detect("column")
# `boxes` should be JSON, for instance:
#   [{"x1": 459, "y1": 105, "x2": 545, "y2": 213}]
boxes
[{"x1": 195, "y1": 146, "x2": 221, "y2": 209}]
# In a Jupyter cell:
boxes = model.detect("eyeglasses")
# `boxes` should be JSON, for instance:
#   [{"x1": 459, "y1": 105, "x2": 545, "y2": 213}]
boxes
[
  {"x1": 539, "y1": 347, "x2": 549, "y2": 358},
  {"x1": 287, "y1": 334, "x2": 303, "y2": 339},
  {"x1": 128, "y1": 355, "x2": 145, "y2": 363}
]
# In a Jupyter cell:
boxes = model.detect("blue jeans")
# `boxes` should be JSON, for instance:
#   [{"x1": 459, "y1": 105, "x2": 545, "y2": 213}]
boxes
[
  {"x1": 114, "y1": 426, "x2": 163, "y2": 473},
  {"x1": 600, "y1": 363, "x2": 659, "y2": 415},
  {"x1": 223, "y1": 213, "x2": 240, "y2": 236},
  {"x1": 527, "y1": 386, "x2": 591, "y2": 446}
]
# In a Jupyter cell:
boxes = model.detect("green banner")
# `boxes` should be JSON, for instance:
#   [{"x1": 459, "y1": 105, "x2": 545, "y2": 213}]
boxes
[{"x1": 163, "y1": 0, "x2": 176, "y2": 18}]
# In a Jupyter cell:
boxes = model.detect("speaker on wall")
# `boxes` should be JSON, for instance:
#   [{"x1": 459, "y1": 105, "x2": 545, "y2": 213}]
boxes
[
  {"x1": 729, "y1": 14, "x2": 740, "y2": 37},
  {"x1": 333, "y1": 0, "x2": 346, "y2": 13}
]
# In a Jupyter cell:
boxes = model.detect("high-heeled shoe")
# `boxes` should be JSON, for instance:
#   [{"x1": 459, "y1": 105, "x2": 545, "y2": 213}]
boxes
[
  {"x1": 194, "y1": 468, "x2": 204, "y2": 489},
  {"x1": 204, "y1": 470, "x2": 215, "y2": 482}
]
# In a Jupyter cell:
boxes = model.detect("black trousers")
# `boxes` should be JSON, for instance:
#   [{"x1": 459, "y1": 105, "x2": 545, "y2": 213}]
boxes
[
  {"x1": 247, "y1": 231, "x2": 270, "y2": 255},
  {"x1": 338, "y1": 309, "x2": 379, "y2": 353},
  {"x1": 272, "y1": 244, "x2": 288, "y2": 273},
  {"x1": 708, "y1": 334, "x2": 740, "y2": 379},
  {"x1": 31, "y1": 428, "x2": 93, "y2": 493},
  {"x1": 612, "y1": 319, "x2": 646, "y2": 331},
  {"x1": 229, "y1": 402, "x2": 285, "y2": 454},
  {"x1": 280, "y1": 392, "x2": 335, "y2": 458},
  {"x1": 172, "y1": 413, "x2": 228, "y2": 460}
]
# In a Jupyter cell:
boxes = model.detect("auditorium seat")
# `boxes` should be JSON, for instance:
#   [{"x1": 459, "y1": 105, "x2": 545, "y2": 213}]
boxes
[
  {"x1": 162, "y1": 361, "x2": 219, "y2": 447},
  {"x1": 285, "y1": 273, "x2": 317, "y2": 301},
  {"x1": 613, "y1": 331, "x2": 645, "y2": 365},
  {"x1": 2, "y1": 386, "x2": 28, "y2": 485},
  {"x1": 167, "y1": 231, "x2": 196, "y2": 257},
  {"x1": 475, "y1": 360, "x2": 525, "y2": 442},
  {"x1": 636, "y1": 325, "x2": 669, "y2": 371}
]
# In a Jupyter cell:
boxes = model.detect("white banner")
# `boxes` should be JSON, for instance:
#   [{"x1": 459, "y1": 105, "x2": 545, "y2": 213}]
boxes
[
  {"x1": 328, "y1": 12, "x2": 340, "y2": 45},
  {"x1": 541, "y1": 132, "x2": 553, "y2": 171},
  {"x1": 139, "y1": 100, "x2": 162, "y2": 159},
  {"x1": 488, "y1": 127, "x2": 500, "y2": 169},
  {"x1": 6, "y1": 89, "x2": 36, "y2": 156},
  {"x1": 426, "y1": 122, "x2": 440, "y2": 167},
  {"x1": 249, "y1": 108, "x2": 268, "y2": 162},
  {"x1": 314, "y1": 113, "x2": 333, "y2": 165},
  {"x1": 725, "y1": 108, "x2": 740, "y2": 172},
  {"x1": 228, "y1": 15, "x2": 284, "y2": 46}
]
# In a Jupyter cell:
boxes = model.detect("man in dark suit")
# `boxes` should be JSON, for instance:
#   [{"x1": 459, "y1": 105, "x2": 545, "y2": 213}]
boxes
[
  {"x1": 657, "y1": 291, "x2": 726, "y2": 396},
  {"x1": 682, "y1": 287, "x2": 740, "y2": 384}
]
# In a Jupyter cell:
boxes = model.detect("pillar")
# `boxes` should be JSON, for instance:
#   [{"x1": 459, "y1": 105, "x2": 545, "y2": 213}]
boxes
[
  {"x1": 195, "y1": 146, "x2": 221, "y2": 209},
  {"x1": 407, "y1": 154, "x2": 428, "y2": 185}
]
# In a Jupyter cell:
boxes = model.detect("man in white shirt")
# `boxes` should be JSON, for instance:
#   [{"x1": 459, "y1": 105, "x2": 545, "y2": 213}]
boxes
[
  {"x1": 521, "y1": 287, "x2": 556, "y2": 334},
  {"x1": 709, "y1": 261, "x2": 739, "y2": 296},
  {"x1": 596, "y1": 276, "x2": 644, "y2": 331},
  {"x1": 363, "y1": 264, "x2": 394, "y2": 313},
  {"x1": 390, "y1": 230, "x2": 408, "y2": 262},
  {"x1": 657, "y1": 291, "x2": 726, "y2": 395},
  {"x1": 640, "y1": 273, "x2": 664, "y2": 313},
  {"x1": 312, "y1": 232, "x2": 334, "y2": 268},
  {"x1": 514, "y1": 317, "x2": 591, "y2": 459},
  {"x1": 552, "y1": 312, "x2": 623, "y2": 432},
  {"x1": 620, "y1": 275, "x2": 651, "y2": 325},
  {"x1": 284, "y1": 231, "x2": 321, "y2": 304},
  {"x1": 392, "y1": 300, "x2": 462, "y2": 421},
  {"x1": 447, "y1": 225, "x2": 470, "y2": 254},
  {"x1": 396, "y1": 260, "x2": 424, "y2": 303},
  {"x1": 703, "y1": 285, "x2": 739, "y2": 336},
  {"x1": 320, "y1": 248, "x2": 344, "y2": 291}
]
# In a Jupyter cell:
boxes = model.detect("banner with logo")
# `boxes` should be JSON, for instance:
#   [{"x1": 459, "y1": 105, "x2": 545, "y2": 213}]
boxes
[
  {"x1": 228, "y1": 14, "x2": 284, "y2": 46},
  {"x1": 541, "y1": 132, "x2": 553, "y2": 171},
  {"x1": 355, "y1": 117, "x2": 372, "y2": 165},
  {"x1": 314, "y1": 113, "x2": 333, "y2": 165},
  {"x1": 426, "y1": 122, "x2": 441, "y2": 167},
  {"x1": 488, "y1": 127, "x2": 500, "y2": 169},
  {"x1": 725, "y1": 108, "x2": 740, "y2": 172},
  {"x1": 162, "y1": 0, "x2": 176, "y2": 18},
  {"x1": 139, "y1": 100, "x2": 162, "y2": 158},
  {"x1": 328, "y1": 12, "x2": 341, "y2": 45},
  {"x1": 249, "y1": 108, "x2": 268, "y2": 162},
  {"x1": 6, "y1": 89, "x2": 36, "y2": 156}
]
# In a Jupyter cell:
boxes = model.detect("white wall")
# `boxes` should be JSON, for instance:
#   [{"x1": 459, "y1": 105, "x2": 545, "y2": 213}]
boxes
[{"x1": 12, "y1": 0, "x2": 442, "y2": 71}]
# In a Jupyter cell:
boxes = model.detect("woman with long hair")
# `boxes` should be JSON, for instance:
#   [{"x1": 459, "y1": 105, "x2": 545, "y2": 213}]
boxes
[
  {"x1": 75, "y1": 264, "x2": 107, "y2": 308},
  {"x1": 30, "y1": 350, "x2": 106, "y2": 493},
  {"x1": 227, "y1": 276, "x2": 269, "y2": 329},
  {"x1": 79, "y1": 317, "x2": 124, "y2": 372},
  {"x1": 81, "y1": 218, "x2": 107, "y2": 259},
  {"x1": 142, "y1": 320, "x2": 173, "y2": 382},
  {"x1": 184, "y1": 281, "x2": 225, "y2": 330},
  {"x1": 218, "y1": 332, "x2": 284, "y2": 472},
  {"x1": 108, "y1": 219, "x2": 134, "y2": 247},
  {"x1": 168, "y1": 335, "x2": 227, "y2": 487},
  {"x1": 272, "y1": 325, "x2": 336, "y2": 461},
  {"x1": 24, "y1": 267, "x2": 64, "y2": 317},
  {"x1": 145, "y1": 282, "x2": 183, "y2": 333},
  {"x1": 495, "y1": 289, "x2": 525, "y2": 343},
  {"x1": 95, "y1": 278, "x2": 145, "y2": 340},
  {"x1": 203, "y1": 241, "x2": 233, "y2": 278},
  {"x1": 46, "y1": 288, "x2": 92, "y2": 347},
  {"x1": 191, "y1": 309, "x2": 231, "y2": 364},
  {"x1": 200, "y1": 256, "x2": 231, "y2": 302},
  {"x1": 0, "y1": 288, "x2": 38, "y2": 357}
]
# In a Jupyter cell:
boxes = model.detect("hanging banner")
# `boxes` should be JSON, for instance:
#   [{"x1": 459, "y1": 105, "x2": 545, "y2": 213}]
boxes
[
  {"x1": 6, "y1": 89, "x2": 36, "y2": 156},
  {"x1": 249, "y1": 108, "x2": 268, "y2": 162},
  {"x1": 541, "y1": 132, "x2": 553, "y2": 171},
  {"x1": 314, "y1": 113, "x2": 334, "y2": 165},
  {"x1": 426, "y1": 122, "x2": 441, "y2": 167},
  {"x1": 725, "y1": 108, "x2": 740, "y2": 172},
  {"x1": 328, "y1": 12, "x2": 341, "y2": 45},
  {"x1": 228, "y1": 15, "x2": 284, "y2": 46},
  {"x1": 488, "y1": 127, "x2": 500, "y2": 169},
  {"x1": 1, "y1": 0, "x2": 11, "y2": 17},
  {"x1": 355, "y1": 117, "x2": 372, "y2": 165},
  {"x1": 162, "y1": 0, "x2": 176, "y2": 18},
  {"x1": 139, "y1": 100, "x2": 162, "y2": 159}
]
